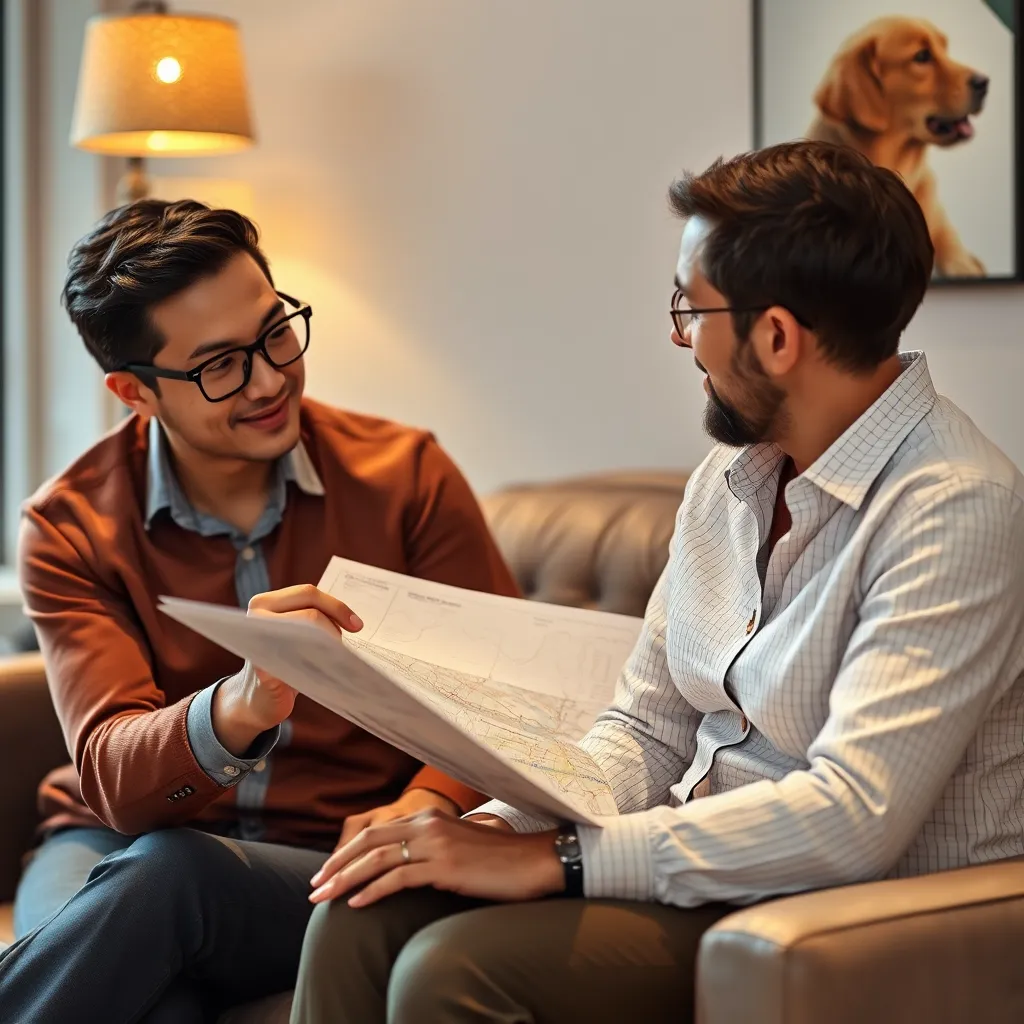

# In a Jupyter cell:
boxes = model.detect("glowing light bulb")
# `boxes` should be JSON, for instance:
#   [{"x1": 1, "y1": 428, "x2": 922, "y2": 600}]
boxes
[{"x1": 155, "y1": 57, "x2": 182, "y2": 84}]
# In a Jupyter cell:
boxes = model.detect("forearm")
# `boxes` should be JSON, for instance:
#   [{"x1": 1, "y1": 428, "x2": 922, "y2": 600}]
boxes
[
  {"x1": 78, "y1": 665, "x2": 282, "y2": 834},
  {"x1": 78, "y1": 694, "x2": 224, "y2": 834},
  {"x1": 576, "y1": 763, "x2": 917, "y2": 907},
  {"x1": 465, "y1": 656, "x2": 696, "y2": 834},
  {"x1": 210, "y1": 661, "x2": 281, "y2": 756},
  {"x1": 187, "y1": 676, "x2": 281, "y2": 785},
  {"x1": 466, "y1": 800, "x2": 558, "y2": 833},
  {"x1": 463, "y1": 813, "x2": 514, "y2": 831},
  {"x1": 580, "y1": 713, "x2": 691, "y2": 815}
]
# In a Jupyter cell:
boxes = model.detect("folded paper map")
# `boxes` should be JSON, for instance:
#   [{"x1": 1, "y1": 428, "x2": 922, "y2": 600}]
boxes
[{"x1": 159, "y1": 557, "x2": 643, "y2": 826}]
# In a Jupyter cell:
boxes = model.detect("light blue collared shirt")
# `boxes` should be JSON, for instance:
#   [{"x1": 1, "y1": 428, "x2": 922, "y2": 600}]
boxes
[{"x1": 146, "y1": 417, "x2": 325, "y2": 842}]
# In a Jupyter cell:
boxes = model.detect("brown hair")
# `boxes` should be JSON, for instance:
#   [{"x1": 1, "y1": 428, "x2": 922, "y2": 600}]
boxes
[
  {"x1": 668, "y1": 140, "x2": 933, "y2": 371},
  {"x1": 62, "y1": 199, "x2": 273, "y2": 377}
]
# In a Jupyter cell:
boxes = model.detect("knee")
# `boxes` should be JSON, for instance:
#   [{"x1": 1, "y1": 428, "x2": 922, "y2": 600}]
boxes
[
  {"x1": 388, "y1": 915, "x2": 499, "y2": 1024},
  {"x1": 294, "y1": 897, "x2": 388, "y2": 1016},
  {"x1": 87, "y1": 828, "x2": 224, "y2": 900},
  {"x1": 296, "y1": 890, "x2": 469, "y2": 1021},
  {"x1": 300, "y1": 898, "x2": 364, "y2": 976}
]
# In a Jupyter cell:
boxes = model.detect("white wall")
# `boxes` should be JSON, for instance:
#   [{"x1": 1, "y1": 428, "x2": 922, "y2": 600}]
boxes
[
  {"x1": 38, "y1": 0, "x2": 113, "y2": 483},
  {"x1": 2, "y1": 0, "x2": 114, "y2": 571},
  {"x1": 47, "y1": 0, "x2": 1024, "y2": 499},
  {"x1": 145, "y1": 0, "x2": 746, "y2": 492},
  {"x1": 4, "y1": 0, "x2": 111, "y2": 525}
]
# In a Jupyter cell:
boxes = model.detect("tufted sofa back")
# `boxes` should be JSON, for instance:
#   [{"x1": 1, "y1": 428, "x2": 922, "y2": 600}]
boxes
[{"x1": 480, "y1": 471, "x2": 690, "y2": 618}]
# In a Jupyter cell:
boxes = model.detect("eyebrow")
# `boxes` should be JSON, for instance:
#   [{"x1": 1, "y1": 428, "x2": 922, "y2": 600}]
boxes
[{"x1": 187, "y1": 300, "x2": 285, "y2": 361}]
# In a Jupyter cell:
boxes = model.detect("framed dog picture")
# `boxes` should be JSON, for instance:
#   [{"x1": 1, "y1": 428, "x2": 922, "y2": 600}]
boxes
[{"x1": 753, "y1": 0, "x2": 1022, "y2": 283}]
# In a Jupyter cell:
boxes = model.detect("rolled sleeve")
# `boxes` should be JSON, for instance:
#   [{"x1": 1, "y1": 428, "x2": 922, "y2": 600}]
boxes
[
  {"x1": 186, "y1": 670, "x2": 280, "y2": 788},
  {"x1": 577, "y1": 813, "x2": 655, "y2": 901}
]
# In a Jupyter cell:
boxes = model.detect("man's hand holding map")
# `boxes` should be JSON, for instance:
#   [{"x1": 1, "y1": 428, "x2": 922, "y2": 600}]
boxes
[{"x1": 160, "y1": 557, "x2": 642, "y2": 826}]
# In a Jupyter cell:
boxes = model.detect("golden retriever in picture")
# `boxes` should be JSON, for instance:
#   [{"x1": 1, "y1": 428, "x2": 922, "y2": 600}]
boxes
[{"x1": 807, "y1": 16, "x2": 989, "y2": 277}]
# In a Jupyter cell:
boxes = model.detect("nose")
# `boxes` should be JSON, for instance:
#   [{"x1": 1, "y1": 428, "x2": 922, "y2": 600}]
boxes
[
  {"x1": 671, "y1": 327, "x2": 692, "y2": 349},
  {"x1": 245, "y1": 350, "x2": 287, "y2": 396},
  {"x1": 970, "y1": 74, "x2": 989, "y2": 98}
]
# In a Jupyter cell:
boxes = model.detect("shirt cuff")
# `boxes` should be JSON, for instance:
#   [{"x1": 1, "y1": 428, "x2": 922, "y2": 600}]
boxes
[
  {"x1": 186, "y1": 670, "x2": 281, "y2": 788},
  {"x1": 577, "y1": 813, "x2": 655, "y2": 901},
  {"x1": 464, "y1": 799, "x2": 557, "y2": 834}
]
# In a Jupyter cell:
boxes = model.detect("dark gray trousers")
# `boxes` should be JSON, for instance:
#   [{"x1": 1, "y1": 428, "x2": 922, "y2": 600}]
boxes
[{"x1": 291, "y1": 887, "x2": 733, "y2": 1024}]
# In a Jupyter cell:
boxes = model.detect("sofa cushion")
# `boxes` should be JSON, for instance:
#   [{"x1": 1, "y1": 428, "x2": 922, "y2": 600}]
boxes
[
  {"x1": 0, "y1": 900, "x2": 12, "y2": 951},
  {"x1": 0, "y1": 653, "x2": 67, "y2": 902}
]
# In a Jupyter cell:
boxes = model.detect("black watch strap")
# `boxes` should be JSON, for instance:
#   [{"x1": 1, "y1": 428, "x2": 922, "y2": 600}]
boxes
[{"x1": 554, "y1": 825, "x2": 584, "y2": 897}]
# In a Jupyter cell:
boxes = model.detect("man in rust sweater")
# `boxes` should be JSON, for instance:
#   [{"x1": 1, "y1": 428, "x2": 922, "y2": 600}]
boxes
[{"x1": 0, "y1": 199, "x2": 517, "y2": 1022}]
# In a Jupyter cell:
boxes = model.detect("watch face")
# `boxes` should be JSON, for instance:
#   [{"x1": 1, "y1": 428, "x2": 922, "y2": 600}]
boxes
[{"x1": 556, "y1": 832, "x2": 582, "y2": 865}]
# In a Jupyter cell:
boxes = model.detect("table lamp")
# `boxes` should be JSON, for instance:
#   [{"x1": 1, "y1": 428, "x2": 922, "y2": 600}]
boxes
[{"x1": 70, "y1": 1, "x2": 255, "y2": 204}]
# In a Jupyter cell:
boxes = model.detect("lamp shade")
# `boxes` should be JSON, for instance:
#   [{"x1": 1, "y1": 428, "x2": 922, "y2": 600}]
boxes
[{"x1": 70, "y1": 12, "x2": 255, "y2": 157}]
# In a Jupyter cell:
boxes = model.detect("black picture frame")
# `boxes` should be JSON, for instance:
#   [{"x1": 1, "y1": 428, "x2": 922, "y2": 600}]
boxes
[
  {"x1": 0, "y1": 0, "x2": 6, "y2": 555},
  {"x1": 752, "y1": 0, "x2": 1023, "y2": 285}
]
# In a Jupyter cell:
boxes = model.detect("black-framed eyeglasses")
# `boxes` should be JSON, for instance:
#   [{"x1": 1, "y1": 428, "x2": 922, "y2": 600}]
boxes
[
  {"x1": 122, "y1": 290, "x2": 312, "y2": 403},
  {"x1": 670, "y1": 288, "x2": 769, "y2": 341}
]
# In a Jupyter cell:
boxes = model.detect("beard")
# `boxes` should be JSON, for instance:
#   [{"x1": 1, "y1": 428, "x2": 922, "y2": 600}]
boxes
[{"x1": 701, "y1": 346, "x2": 786, "y2": 448}]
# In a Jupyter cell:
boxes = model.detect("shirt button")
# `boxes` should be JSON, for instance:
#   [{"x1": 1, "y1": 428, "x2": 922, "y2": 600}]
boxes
[
  {"x1": 254, "y1": 759, "x2": 266, "y2": 772},
  {"x1": 241, "y1": 546, "x2": 256, "y2": 562},
  {"x1": 745, "y1": 613, "x2": 756, "y2": 635},
  {"x1": 223, "y1": 765, "x2": 240, "y2": 777}
]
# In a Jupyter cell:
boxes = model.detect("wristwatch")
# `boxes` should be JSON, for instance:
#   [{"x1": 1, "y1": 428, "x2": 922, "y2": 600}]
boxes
[{"x1": 554, "y1": 825, "x2": 584, "y2": 897}]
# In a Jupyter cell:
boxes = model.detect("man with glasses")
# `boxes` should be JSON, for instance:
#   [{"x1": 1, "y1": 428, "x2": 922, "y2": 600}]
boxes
[
  {"x1": 284, "y1": 142, "x2": 1024, "y2": 1024},
  {"x1": 0, "y1": 199, "x2": 518, "y2": 1022}
]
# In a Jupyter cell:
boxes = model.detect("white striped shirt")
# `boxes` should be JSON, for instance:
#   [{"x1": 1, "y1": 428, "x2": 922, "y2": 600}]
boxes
[{"x1": 476, "y1": 352, "x2": 1024, "y2": 906}]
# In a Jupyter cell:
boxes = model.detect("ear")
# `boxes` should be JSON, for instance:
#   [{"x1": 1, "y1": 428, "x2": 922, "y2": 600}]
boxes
[
  {"x1": 105, "y1": 371, "x2": 158, "y2": 417},
  {"x1": 747, "y1": 308, "x2": 802, "y2": 380},
  {"x1": 814, "y1": 35, "x2": 889, "y2": 133}
]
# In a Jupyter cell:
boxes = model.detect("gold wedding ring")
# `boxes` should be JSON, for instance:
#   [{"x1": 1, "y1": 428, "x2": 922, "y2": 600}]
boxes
[{"x1": 400, "y1": 839, "x2": 411, "y2": 863}]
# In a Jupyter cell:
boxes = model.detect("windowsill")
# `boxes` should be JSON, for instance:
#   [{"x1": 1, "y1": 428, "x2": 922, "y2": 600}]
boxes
[
  {"x1": 0, "y1": 566, "x2": 26, "y2": 652},
  {"x1": 0, "y1": 564, "x2": 20, "y2": 604}
]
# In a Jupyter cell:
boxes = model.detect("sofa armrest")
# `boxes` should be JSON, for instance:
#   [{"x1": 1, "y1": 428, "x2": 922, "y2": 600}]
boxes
[
  {"x1": 696, "y1": 858, "x2": 1024, "y2": 1024},
  {"x1": 0, "y1": 653, "x2": 67, "y2": 901}
]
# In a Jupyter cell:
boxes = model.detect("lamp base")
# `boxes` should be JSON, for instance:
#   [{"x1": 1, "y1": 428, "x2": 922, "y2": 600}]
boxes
[{"x1": 116, "y1": 156, "x2": 150, "y2": 205}]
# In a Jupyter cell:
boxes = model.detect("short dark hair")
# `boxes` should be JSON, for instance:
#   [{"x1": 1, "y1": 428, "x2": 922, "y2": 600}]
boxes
[
  {"x1": 668, "y1": 141, "x2": 933, "y2": 372},
  {"x1": 62, "y1": 198, "x2": 274, "y2": 375}
]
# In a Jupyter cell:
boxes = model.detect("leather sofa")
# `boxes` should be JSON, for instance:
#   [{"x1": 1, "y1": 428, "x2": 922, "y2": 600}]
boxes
[{"x1": 1, "y1": 470, "x2": 1022, "y2": 1023}]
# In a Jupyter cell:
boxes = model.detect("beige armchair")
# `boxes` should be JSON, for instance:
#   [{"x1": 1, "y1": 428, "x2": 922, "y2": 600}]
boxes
[
  {"x1": 1, "y1": 472, "x2": 1022, "y2": 1023},
  {"x1": 697, "y1": 857, "x2": 1024, "y2": 1023}
]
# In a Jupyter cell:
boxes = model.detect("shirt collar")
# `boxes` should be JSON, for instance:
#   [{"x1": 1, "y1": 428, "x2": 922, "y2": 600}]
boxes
[
  {"x1": 145, "y1": 416, "x2": 325, "y2": 533},
  {"x1": 801, "y1": 351, "x2": 935, "y2": 509},
  {"x1": 725, "y1": 351, "x2": 936, "y2": 511}
]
